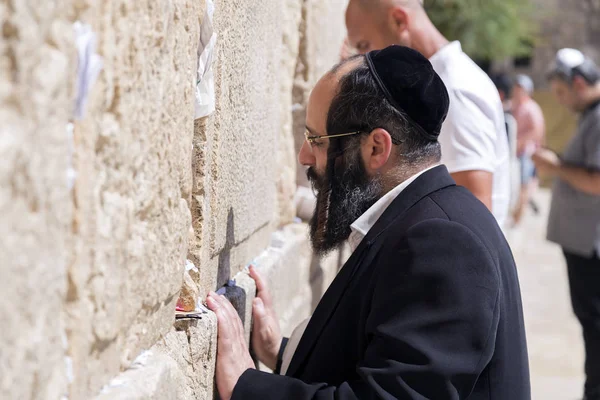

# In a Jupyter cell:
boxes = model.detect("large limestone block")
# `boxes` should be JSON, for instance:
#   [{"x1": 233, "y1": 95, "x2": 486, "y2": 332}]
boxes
[
  {"x1": 61, "y1": 0, "x2": 201, "y2": 397},
  {"x1": 204, "y1": 0, "x2": 283, "y2": 253},
  {"x1": 95, "y1": 312, "x2": 219, "y2": 400},
  {"x1": 189, "y1": 0, "x2": 308, "y2": 287},
  {"x1": 292, "y1": 0, "x2": 349, "y2": 187},
  {"x1": 190, "y1": 0, "x2": 305, "y2": 293},
  {"x1": 305, "y1": 0, "x2": 349, "y2": 82},
  {"x1": 92, "y1": 222, "x2": 318, "y2": 399},
  {"x1": 275, "y1": 0, "x2": 304, "y2": 226},
  {"x1": 94, "y1": 351, "x2": 186, "y2": 400},
  {"x1": 0, "y1": 1, "x2": 76, "y2": 399},
  {"x1": 252, "y1": 223, "x2": 314, "y2": 335},
  {"x1": 169, "y1": 315, "x2": 218, "y2": 400}
]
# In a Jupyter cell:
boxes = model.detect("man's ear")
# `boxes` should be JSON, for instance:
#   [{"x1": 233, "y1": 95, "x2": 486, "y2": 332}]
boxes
[
  {"x1": 389, "y1": 6, "x2": 409, "y2": 34},
  {"x1": 362, "y1": 128, "x2": 393, "y2": 173}
]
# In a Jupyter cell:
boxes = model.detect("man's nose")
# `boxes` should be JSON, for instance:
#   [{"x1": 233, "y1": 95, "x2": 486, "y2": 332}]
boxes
[{"x1": 298, "y1": 140, "x2": 316, "y2": 167}]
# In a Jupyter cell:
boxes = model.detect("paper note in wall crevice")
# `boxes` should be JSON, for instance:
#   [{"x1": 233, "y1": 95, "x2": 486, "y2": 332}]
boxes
[
  {"x1": 73, "y1": 22, "x2": 103, "y2": 120},
  {"x1": 195, "y1": 0, "x2": 217, "y2": 119}
]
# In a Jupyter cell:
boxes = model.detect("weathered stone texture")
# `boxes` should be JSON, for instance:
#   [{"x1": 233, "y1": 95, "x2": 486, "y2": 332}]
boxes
[
  {"x1": 189, "y1": 0, "x2": 318, "y2": 295},
  {"x1": 1, "y1": 0, "x2": 350, "y2": 398},
  {"x1": 253, "y1": 224, "x2": 314, "y2": 335},
  {"x1": 61, "y1": 0, "x2": 201, "y2": 397},
  {"x1": 277, "y1": 0, "x2": 304, "y2": 226},
  {"x1": 94, "y1": 222, "x2": 332, "y2": 399},
  {"x1": 94, "y1": 351, "x2": 186, "y2": 400},
  {"x1": 2, "y1": 0, "x2": 200, "y2": 398},
  {"x1": 293, "y1": 0, "x2": 349, "y2": 187},
  {"x1": 0, "y1": 1, "x2": 76, "y2": 399}
]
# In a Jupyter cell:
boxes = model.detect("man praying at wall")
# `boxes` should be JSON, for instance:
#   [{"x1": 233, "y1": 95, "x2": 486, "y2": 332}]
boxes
[{"x1": 206, "y1": 46, "x2": 531, "y2": 400}]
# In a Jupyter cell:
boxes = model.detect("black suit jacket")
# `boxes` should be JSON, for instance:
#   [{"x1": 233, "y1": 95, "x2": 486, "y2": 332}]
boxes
[{"x1": 233, "y1": 166, "x2": 530, "y2": 399}]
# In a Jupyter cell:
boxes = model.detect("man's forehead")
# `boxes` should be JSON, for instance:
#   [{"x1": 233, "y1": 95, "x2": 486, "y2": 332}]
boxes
[
  {"x1": 306, "y1": 60, "x2": 362, "y2": 132},
  {"x1": 314, "y1": 59, "x2": 361, "y2": 102},
  {"x1": 332, "y1": 57, "x2": 363, "y2": 79}
]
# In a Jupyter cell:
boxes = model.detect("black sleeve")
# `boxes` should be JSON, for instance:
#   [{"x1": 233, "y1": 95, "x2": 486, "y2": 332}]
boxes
[
  {"x1": 273, "y1": 337, "x2": 289, "y2": 375},
  {"x1": 232, "y1": 219, "x2": 500, "y2": 400}
]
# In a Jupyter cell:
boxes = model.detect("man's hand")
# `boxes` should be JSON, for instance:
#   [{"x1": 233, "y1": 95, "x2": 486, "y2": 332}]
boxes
[
  {"x1": 206, "y1": 292, "x2": 255, "y2": 400},
  {"x1": 248, "y1": 265, "x2": 283, "y2": 370},
  {"x1": 532, "y1": 148, "x2": 561, "y2": 177}
]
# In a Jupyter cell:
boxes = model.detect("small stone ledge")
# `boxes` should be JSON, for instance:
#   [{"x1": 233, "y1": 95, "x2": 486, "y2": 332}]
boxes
[
  {"x1": 92, "y1": 222, "x2": 317, "y2": 399},
  {"x1": 94, "y1": 351, "x2": 185, "y2": 400}
]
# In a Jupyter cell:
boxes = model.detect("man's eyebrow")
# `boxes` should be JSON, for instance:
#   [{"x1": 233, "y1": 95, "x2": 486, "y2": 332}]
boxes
[{"x1": 305, "y1": 125, "x2": 320, "y2": 136}]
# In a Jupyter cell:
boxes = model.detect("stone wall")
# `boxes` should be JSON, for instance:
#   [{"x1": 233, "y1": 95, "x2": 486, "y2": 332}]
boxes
[
  {"x1": 1, "y1": 1, "x2": 74, "y2": 398},
  {"x1": 0, "y1": 0, "x2": 348, "y2": 399}
]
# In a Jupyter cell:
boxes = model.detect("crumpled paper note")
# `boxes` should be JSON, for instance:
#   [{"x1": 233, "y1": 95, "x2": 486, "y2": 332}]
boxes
[
  {"x1": 73, "y1": 22, "x2": 103, "y2": 120},
  {"x1": 194, "y1": 0, "x2": 217, "y2": 119}
]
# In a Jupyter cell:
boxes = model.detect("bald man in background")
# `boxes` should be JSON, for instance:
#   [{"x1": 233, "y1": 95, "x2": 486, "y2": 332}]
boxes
[{"x1": 345, "y1": 0, "x2": 511, "y2": 227}]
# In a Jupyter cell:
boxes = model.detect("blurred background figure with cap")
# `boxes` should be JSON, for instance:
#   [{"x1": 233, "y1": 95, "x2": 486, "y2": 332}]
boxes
[
  {"x1": 344, "y1": 0, "x2": 511, "y2": 228},
  {"x1": 512, "y1": 74, "x2": 546, "y2": 224},
  {"x1": 533, "y1": 47, "x2": 600, "y2": 400}
]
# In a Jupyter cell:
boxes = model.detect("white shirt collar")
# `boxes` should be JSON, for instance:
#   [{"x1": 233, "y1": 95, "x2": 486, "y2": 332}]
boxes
[
  {"x1": 348, "y1": 165, "x2": 439, "y2": 251},
  {"x1": 429, "y1": 41, "x2": 462, "y2": 70}
]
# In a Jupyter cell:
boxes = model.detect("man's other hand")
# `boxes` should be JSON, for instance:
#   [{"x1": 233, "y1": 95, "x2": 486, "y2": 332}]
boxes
[
  {"x1": 249, "y1": 265, "x2": 283, "y2": 370},
  {"x1": 206, "y1": 292, "x2": 255, "y2": 400},
  {"x1": 532, "y1": 148, "x2": 561, "y2": 177}
]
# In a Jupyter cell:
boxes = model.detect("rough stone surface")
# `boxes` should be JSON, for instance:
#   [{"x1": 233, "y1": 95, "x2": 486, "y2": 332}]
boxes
[
  {"x1": 0, "y1": 1, "x2": 74, "y2": 398},
  {"x1": 253, "y1": 224, "x2": 314, "y2": 335},
  {"x1": 94, "y1": 351, "x2": 186, "y2": 400},
  {"x1": 276, "y1": 0, "x2": 303, "y2": 226},
  {"x1": 1, "y1": 0, "x2": 350, "y2": 398},
  {"x1": 62, "y1": 0, "x2": 200, "y2": 398},
  {"x1": 190, "y1": 0, "x2": 287, "y2": 295},
  {"x1": 293, "y1": 0, "x2": 349, "y2": 187},
  {"x1": 178, "y1": 271, "x2": 200, "y2": 312},
  {"x1": 90, "y1": 223, "x2": 336, "y2": 399}
]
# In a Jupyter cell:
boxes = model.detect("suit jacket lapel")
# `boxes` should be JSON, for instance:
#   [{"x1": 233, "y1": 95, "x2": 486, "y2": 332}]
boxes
[{"x1": 285, "y1": 165, "x2": 455, "y2": 377}]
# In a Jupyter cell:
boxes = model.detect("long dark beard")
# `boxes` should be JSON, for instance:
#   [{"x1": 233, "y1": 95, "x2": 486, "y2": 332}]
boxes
[{"x1": 307, "y1": 146, "x2": 383, "y2": 256}]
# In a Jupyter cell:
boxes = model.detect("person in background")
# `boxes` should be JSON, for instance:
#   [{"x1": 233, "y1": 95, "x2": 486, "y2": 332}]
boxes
[
  {"x1": 492, "y1": 73, "x2": 521, "y2": 218},
  {"x1": 512, "y1": 74, "x2": 545, "y2": 223},
  {"x1": 493, "y1": 73, "x2": 514, "y2": 113},
  {"x1": 344, "y1": 0, "x2": 511, "y2": 227},
  {"x1": 533, "y1": 48, "x2": 600, "y2": 400}
]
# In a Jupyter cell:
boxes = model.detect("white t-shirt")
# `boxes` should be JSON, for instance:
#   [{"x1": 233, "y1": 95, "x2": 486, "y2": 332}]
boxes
[{"x1": 430, "y1": 41, "x2": 511, "y2": 227}]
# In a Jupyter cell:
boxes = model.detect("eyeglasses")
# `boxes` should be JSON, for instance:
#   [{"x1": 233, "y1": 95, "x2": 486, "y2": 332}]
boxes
[{"x1": 304, "y1": 130, "x2": 362, "y2": 145}]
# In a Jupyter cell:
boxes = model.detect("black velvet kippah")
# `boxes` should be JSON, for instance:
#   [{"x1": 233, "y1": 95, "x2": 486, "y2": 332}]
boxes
[{"x1": 365, "y1": 45, "x2": 449, "y2": 141}]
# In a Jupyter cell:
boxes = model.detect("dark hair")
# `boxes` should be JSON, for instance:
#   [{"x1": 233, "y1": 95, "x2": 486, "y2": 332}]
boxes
[
  {"x1": 491, "y1": 73, "x2": 513, "y2": 99},
  {"x1": 326, "y1": 56, "x2": 441, "y2": 165}
]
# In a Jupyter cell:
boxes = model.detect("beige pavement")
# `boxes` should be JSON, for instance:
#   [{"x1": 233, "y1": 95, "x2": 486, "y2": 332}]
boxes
[{"x1": 506, "y1": 189, "x2": 585, "y2": 400}]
